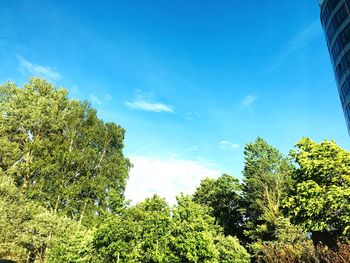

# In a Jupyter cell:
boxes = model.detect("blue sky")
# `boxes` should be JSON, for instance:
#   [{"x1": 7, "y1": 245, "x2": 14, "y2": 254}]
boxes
[{"x1": 1, "y1": 0, "x2": 349, "y2": 203}]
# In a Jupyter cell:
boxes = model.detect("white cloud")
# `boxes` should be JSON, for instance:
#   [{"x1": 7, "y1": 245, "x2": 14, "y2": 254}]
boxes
[
  {"x1": 125, "y1": 99, "x2": 173, "y2": 113},
  {"x1": 219, "y1": 140, "x2": 240, "y2": 150},
  {"x1": 241, "y1": 95, "x2": 257, "y2": 107},
  {"x1": 17, "y1": 55, "x2": 61, "y2": 81},
  {"x1": 89, "y1": 94, "x2": 102, "y2": 105},
  {"x1": 125, "y1": 155, "x2": 222, "y2": 204}
]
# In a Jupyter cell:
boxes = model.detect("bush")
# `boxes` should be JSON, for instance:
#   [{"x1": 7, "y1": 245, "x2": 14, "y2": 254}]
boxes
[
  {"x1": 255, "y1": 241, "x2": 350, "y2": 263},
  {"x1": 216, "y1": 235, "x2": 250, "y2": 263},
  {"x1": 314, "y1": 242, "x2": 350, "y2": 263},
  {"x1": 255, "y1": 240, "x2": 315, "y2": 263}
]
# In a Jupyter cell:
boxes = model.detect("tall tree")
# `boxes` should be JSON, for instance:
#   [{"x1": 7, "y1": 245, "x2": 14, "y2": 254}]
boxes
[
  {"x1": 0, "y1": 78, "x2": 130, "y2": 224},
  {"x1": 242, "y1": 137, "x2": 293, "y2": 242},
  {"x1": 284, "y1": 138, "x2": 350, "y2": 242},
  {"x1": 193, "y1": 174, "x2": 244, "y2": 239}
]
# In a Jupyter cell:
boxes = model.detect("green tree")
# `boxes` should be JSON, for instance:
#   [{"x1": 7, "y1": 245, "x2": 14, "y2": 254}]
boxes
[
  {"x1": 93, "y1": 194, "x2": 250, "y2": 263},
  {"x1": 169, "y1": 194, "x2": 220, "y2": 262},
  {"x1": 45, "y1": 222, "x2": 96, "y2": 263},
  {"x1": 193, "y1": 174, "x2": 244, "y2": 239},
  {"x1": 242, "y1": 137, "x2": 293, "y2": 242},
  {"x1": 0, "y1": 172, "x2": 31, "y2": 261},
  {"x1": 0, "y1": 78, "x2": 130, "y2": 224},
  {"x1": 93, "y1": 195, "x2": 173, "y2": 262},
  {"x1": 0, "y1": 173, "x2": 94, "y2": 263},
  {"x1": 170, "y1": 194, "x2": 249, "y2": 263},
  {"x1": 284, "y1": 138, "x2": 350, "y2": 240},
  {"x1": 215, "y1": 235, "x2": 250, "y2": 263}
]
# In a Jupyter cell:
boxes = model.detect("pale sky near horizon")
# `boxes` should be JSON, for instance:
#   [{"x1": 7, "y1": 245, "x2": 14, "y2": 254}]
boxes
[{"x1": 1, "y1": 0, "x2": 349, "y2": 203}]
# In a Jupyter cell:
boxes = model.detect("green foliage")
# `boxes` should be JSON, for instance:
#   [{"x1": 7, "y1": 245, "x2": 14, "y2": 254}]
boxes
[
  {"x1": 254, "y1": 240, "x2": 315, "y2": 263},
  {"x1": 0, "y1": 173, "x2": 29, "y2": 261},
  {"x1": 3, "y1": 78, "x2": 350, "y2": 262},
  {"x1": 94, "y1": 195, "x2": 173, "y2": 262},
  {"x1": 284, "y1": 138, "x2": 350, "y2": 237},
  {"x1": 242, "y1": 137, "x2": 293, "y2": 242},
  {"x1": 0, "y1": 78, "x2": 130, "y2": 224},
  {"x1": 193, "y1": 174, "x2": 244, "y2": 238},
  {"x1": 93, "y1": 194, "x2": 249, "y2": 263},
  {"x1": 215, "y1": 235, "x2": 250, "y2": 263},
  {"x1": 169, "y1": 194, "x2": 220, "y2": 262},
  {"x1": 0, "y1": 173, "x2": 94, "y2": 262},
  {"x1": 251, "y1": 216, "x2": 311, "y2": 262},
  {"x1": 255, "y1": 241, "x2": 350, "y2": 263},
  {"x1": 45, "y1": 225, "x2": 96, "y2": 263}
]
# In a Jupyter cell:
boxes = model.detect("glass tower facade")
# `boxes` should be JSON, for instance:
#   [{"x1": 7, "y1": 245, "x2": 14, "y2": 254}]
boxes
[{"x1": 320, "y1": 0, "x2": 350, "y2": 134}]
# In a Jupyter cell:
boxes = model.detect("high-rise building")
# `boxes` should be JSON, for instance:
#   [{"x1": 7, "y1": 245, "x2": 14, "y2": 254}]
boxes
[{"x1": 320, "y1": 0, "x2": 350, "y2": 134}]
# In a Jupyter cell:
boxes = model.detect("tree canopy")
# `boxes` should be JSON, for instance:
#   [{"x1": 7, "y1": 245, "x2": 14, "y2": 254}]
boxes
[
  {"x1": 242, "y1": 137, "x2": 293, "y2": 242},
  {"x1": 193, "y1": 174, "x2": 244, "y2": 239},
  {"x1": 0, "y1": 78, "x2": 130, "y2": 224},
  {"x1": 93, "y1": 194, "x2": 250, "y2": 263},
  {"x1": 1, "y1": 78, "x2": 350, "y2": 262},
  {"x1": 284, "y1": 138, "x2": 350, "y2": 238}
]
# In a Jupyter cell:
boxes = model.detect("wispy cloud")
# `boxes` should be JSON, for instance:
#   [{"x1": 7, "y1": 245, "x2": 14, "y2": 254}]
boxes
[
  {"x1": 125, "y1": 99, "x2": 174, "y2": 113},
  {"x1": 283, "y1": 21, "x2": 322, "y2": 57},
  {"x1": 185, "y1": 111, "x2": 200, "y2": 120},
  {"x1": 187, "y1": 145, "x2": 199, "y2": 152},
  {"x1": 90, "y1": 94, "x2": 102, "y2": 105},
  {"x1": 17, "y1": 55, "x2": 61, "y2": 81},
  {"x1": 89, "y1": 93, "x2": 113, "y2": 106},
  {"x1": 70, "y1": 85, "x2": 80, "y2": 95},
  {"x1": 219, "y1": 140, "x2": 240, "y2": 150},
  {"x1": 125, "y1": 155, "x2": 222, "y2": 204},
  {"x1": 267, "y1": 21, "x2": 323, "y2": 70},
  {"x1": 241, "y1": 95, "x2": 257, "y2": 108}
]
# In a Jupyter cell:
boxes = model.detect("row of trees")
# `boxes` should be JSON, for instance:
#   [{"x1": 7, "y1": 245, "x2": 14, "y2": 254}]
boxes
[
  {"x1": 194, "y1": 137, "x2": 350, "y2": 261},
  {"x1": 1, "y1": 78, "x2": 350, "y2": 262}
]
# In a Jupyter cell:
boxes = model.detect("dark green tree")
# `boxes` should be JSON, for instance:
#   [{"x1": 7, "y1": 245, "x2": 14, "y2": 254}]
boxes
[
  {"x1": 0, "y1": 78, "x2": 130, "y2": 224},
  {"x1": 193, "y1": 174, "x2": 244, "y2": 239}
]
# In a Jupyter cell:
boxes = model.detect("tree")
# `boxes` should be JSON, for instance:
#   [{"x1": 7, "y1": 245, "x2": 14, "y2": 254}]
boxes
[
  {"x1": 0, "y1": 172, "x2": 95, "y2": 263},
  {"x1": 0, "y1": 78, "x2": 130, "y2": 224},
  {"x1": 215, "y1": 235, "x2": 250, "y2": 263},
  {"x1": 284, "y1": 138, "x2": 350, "y2": 243},
  {"x1": 0, "y1": 172, "x2": 31, "y2": 261},
  {"x1": 170, "y1": 194, "x2": 249, "y2": 263},
  {"x1": 242, "y1": 137, "x2": 293, "y2": 242},
  {"x1": 169, "y1": 194, "x2": 220, "y2": 262},
  {"x1": 93, "y1": 195, "x2": 173, "y2": 262},
  {"x1": 193, "y1": 174, "x2": 244, "y2": 239},
  {"x1": 93, "y1": 194, "x2": 250, "y2": 263}
]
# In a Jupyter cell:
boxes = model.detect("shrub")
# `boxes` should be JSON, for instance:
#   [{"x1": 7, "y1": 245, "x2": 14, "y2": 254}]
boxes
[
  {"x1": 254, "y1": 240, "x2": 315, "y2": 263},
  {"x1": 256, "y1": 241, "x2": 350, "y2": 263}
]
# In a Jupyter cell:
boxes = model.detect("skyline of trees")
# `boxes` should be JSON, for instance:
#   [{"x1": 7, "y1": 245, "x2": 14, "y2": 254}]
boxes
[{"x1": 1, "y1": 78, "x2": 349, "y2": 262}]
